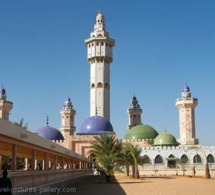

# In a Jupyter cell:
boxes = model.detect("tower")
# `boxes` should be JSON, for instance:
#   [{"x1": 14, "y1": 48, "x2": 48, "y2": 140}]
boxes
[
  {"x1": 175, "y1": 84, "x2": 199, "y2": 145},
  {"x1": 60, "y1": 97, "x2": 76, "y2": 138},
  {"x1": 85, "y1": 11, "x2": 115, "y2": 121},
  {"x1": 0, "y1": 86, "x2": 13, "y2": 120},
  {"x1": 127, "y1": 96, "x2": 142, "y2": 130}
]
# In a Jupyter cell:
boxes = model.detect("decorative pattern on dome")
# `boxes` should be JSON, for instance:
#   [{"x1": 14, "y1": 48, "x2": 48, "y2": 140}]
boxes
[{"x1": 77, "y1": 116, "x2": 114, "y2": 135}]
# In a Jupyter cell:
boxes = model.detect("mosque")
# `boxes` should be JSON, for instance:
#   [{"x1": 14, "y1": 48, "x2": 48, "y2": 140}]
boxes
[{"x1": 1, "y1": 12, "x2": 215, "y2": 173}]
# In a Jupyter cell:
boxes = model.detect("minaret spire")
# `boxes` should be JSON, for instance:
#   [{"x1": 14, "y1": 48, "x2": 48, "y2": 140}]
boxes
[
  {"x1": 175, "y1": 84, "x2": 199, "y2": 145},
  {"x1": 60, "y1": 97, "x2": 76, "y2": 137},
  {"x1": 127, "y1": 95, "x2": 142, "y2": 130},
  {"x1": 85, "y1": 12, "x2": 115, "y2": 120}
]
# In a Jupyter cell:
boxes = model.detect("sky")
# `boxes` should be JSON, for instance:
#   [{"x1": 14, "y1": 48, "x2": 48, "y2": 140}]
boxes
[{"x1": 0, "y1": 0, "x2": 215, "y2": 145}]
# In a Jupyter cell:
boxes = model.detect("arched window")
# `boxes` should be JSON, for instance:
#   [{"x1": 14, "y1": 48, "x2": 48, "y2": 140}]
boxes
[
  {"x1": 97, "y1": 34, "x2": 102, "y2": 37},
  {"x1": 105, "y1": 83, "x2": 109, "y2": 89},
  {"x1": 193, "y1": 154, "x2": 201, "y2": 163},
  {"x1": 155, "y1": 155, "x2": 163, "y2": 164},
  {"x1": 207, "y1": 154, "x2": 215, "y2": 163},
  {"x1": 97, "y1": 82, "x2": 103, "y2": 88},
  {"x1": 143, "y1": 155, "x2": 150, "y2": 164},
  {"x1": 91, "y1": 83, "x2": 95, "y2": 88},
  {"x1": 181, "y1": 154, "x2": 188, "y2": 164},
  {"x1": 169, "y1": 154, "x2": 175, "y2": 158}
]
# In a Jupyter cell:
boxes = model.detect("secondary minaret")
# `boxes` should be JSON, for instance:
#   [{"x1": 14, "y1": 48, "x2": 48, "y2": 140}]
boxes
[
  {"x1": 127, "y1": 96, "x2": 142, "y2": 130},
  {"x1": 175, "y1": 84, "x2": 199, "y2": 145},
  {"x1": 0, "y1": 86, "x2": 13, "y2": 120},
  {"x1": 85, "y1": 11, "x2": 115, "y2": 121},
  {"x1": 60, "y1": 97, "x2": 76, "y2": 138}
]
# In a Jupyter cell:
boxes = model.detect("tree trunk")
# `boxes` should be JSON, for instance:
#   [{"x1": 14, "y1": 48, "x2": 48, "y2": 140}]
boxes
[
  {"x1": 205, "y1": 162, "x2": 211, "y2": 179},
  {"x1": 132, "y1": 166, "x2": 135, "y2": 178},
  {"x1": 126, "y1": 165, "x2": 129, "y2": 176},
  {"x1": 135, "y1": 165, "x2": 140, "y2": 179}
]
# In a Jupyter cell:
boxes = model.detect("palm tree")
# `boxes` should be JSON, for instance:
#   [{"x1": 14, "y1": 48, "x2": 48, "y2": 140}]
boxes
[
  {"x1": 88, "y1": 134, "x2": 123, "y2": 182},
  {"x1": 121, "y1": 147, "x2": 134, "y2": 176},
  {"x1": 13, "y1": 118, "x2": 28, "y2": 129},
  {"x1": 123, "y1": 142, "x2": 145, "y2": 179}
]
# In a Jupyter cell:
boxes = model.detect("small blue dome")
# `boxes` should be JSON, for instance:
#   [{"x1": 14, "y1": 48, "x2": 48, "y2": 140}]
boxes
[
  {"x1": 77, "y1": 116, "x2": 114, "y2": 135},
  {"x1": 0, "y1": 87, "x2": 6, "y2": 95},
  {"x1": 183, "y1": 84, "x2": 190, "y2": 92},
  {"x1": 133, "y1": 96, "x2": 137, "y2": 100},
  {"x1": 35, "y1": 126, "x2": 64, "y2": 141}
]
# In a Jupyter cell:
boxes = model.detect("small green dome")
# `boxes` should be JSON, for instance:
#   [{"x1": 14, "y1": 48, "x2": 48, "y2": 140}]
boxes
[
  {"x1": 153, "y1": 132, "x2": 179, "y2": 146},
  {"x1": 124, "y1": 124, "x2": 159, "y2": 140}
]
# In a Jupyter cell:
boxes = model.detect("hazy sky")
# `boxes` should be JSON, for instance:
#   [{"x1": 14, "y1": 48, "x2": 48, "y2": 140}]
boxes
[{"x1": 0, "y1": 0, "x2": 215, "y2": 145}]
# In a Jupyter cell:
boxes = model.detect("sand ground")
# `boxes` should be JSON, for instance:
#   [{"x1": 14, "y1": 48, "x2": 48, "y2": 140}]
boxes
[{"x1": 61, "y1": 174, "x2": 215, "y2": 195}]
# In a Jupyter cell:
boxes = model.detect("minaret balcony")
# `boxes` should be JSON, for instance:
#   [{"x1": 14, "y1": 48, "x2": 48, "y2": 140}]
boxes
[{"x1": 175, "y1": 98, "x2": 198, "y2": 103}]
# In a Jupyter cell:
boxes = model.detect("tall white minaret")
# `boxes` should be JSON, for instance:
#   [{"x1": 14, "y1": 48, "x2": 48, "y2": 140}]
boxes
[
  {"x1": 0, "y1": 86, "x2": 13, "y2": 121},
  {"x1": 127, "y1": 96, "x2": 142, "y2": 130},
  {"x1": 60, "y1": 97, "x2": 76, "y2": 138},
  {"x1": 85, "y1": 11, "x2": 115, "y2": 121},
  {"x1": 175, "y1": 84, "x2": 199, "y2": 145}
]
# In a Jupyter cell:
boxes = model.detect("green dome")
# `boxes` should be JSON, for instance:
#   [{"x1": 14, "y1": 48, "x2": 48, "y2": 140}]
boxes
[
  {"x1": 153, "y1": 132, "x2": 179, "y2": 146},
  {"x1": 124, "y1": 124, "x2": 159, "y2": 140}
]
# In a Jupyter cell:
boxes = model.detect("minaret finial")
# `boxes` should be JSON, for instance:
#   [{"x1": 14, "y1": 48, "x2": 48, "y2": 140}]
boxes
[
  {"x1": 95, "y1": 106, "x2": 98, "y2": 116},
  {"x1": 97, "y1": 9, "x2": 103, "y2": 15},
  {"x1": 46, "y1": 115, "x2": 49, "y2": 126}
]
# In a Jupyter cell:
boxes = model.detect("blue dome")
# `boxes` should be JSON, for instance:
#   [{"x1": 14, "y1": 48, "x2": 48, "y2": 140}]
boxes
[
  {"x1": 183, "y1": 84, "x2": 190, "y2": 92},
  {"x1": 0, "y1": 87, "x2": 6, "y2": 95},
  {"x1": 77, "y1": 116, "x2": 114, "y2": 135},
  {"x1": 35, "y1": 126, "x2": 64, "y2": 141}
]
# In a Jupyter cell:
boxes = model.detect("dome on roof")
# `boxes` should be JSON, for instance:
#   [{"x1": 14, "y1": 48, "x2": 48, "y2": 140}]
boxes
[
  {"x1": 0, "y1": 87, "x2": 6, "y2": 95},
  {"x1": 77, "y1": 116, "x2": 114, "y2": 135},
  {"x1": 183, "y1": 84, "x2": 190, "y2": 92},
  {"x1": 153, "y1": 131, "x2": 179, "y2": 146},
  {"x1": 124, "y1": 124, "x2": 158, "y2": 140},
  {"x1": 35, "y1": 126, "x2": 64, "y2": 141}
]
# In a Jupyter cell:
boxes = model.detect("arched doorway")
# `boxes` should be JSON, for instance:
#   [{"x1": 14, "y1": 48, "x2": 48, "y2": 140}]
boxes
[{"x1": 167, "y1": 154, "x2": 178, "y2": 168}]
